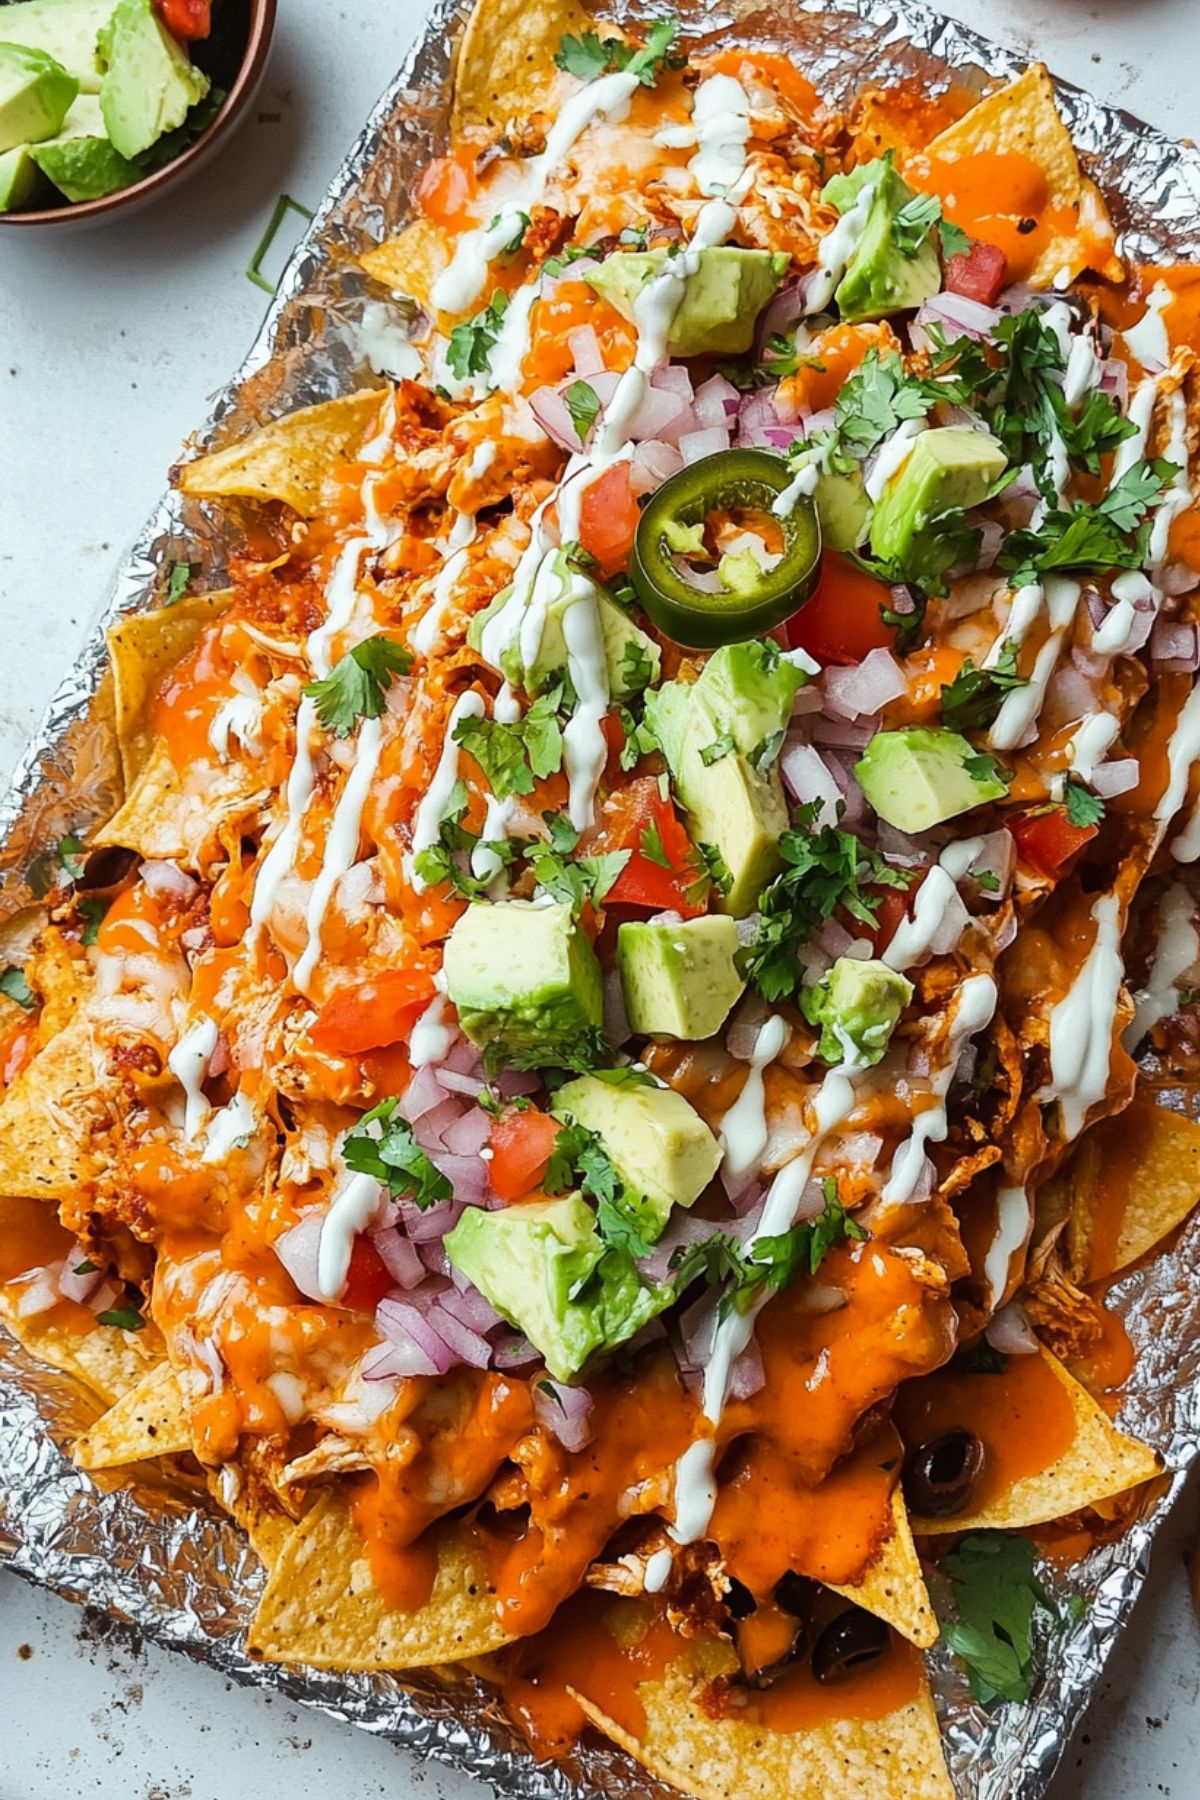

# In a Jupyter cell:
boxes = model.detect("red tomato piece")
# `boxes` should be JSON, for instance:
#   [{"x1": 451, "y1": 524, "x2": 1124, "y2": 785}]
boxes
[
  {"x1": 155, "y1": 0, "x2": 211, "y2": 39},
  {"x1": 1009, "y1": 809, "x2": 1098, "y2": 877},
  {"x1": 604, "y1": 782, "x2": 705, "y2": 917},
  {"x1": 785, "y1": 552, "x2": 896, "y2": 667},
  {"x1": 489, "y1": 1107, "x2": 562, "y2": 1202},
  {"x1": 944, "y1": 241, "x2": 1008, "y2": 307},
  {"x1": 863, "y1": 885, "x2": 912, "y2": 956},
  {"x1": 341, "y1": 1236, "x2": 394, "y2": 1312},
  {"x1": 309, "y1": 969, "x2": 436, "y2": 1056},
  {"x1": 577, "y1": 463, "x2": 642, "y2": 580}
]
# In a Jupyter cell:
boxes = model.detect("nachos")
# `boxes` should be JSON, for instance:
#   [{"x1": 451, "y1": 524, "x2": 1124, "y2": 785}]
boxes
[{"x1": 3, "y1": 4, "x2": 1200, "y2": 1796}]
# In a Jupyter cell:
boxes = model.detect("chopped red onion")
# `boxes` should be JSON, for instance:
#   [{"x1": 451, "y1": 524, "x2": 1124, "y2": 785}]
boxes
[
  {"x1": 652, "y1": 364, "x2": 694, "y2": 401},
  {"x1": 362, "y1": 1338, "x2": 439, "y2": 1380},
  {"x1": 437, "y1": 1282, "x2": 505, "y2": 1335},
  {"x1": 994, "y1": 910, "x2": 1019, "y2": 953},
  {"x1": 442, "y1": 1035, "x2": 483, "y2": 1077},
  {"x1": 494, "y1": 1067, "x2": 541, "y2": 1099},
  {"x1": 822, "y1": 749, "x2": 868, "y2": 828},
  {"x1": 627, "y1": 384, "x2": 691, "y2": 443},
  {"x1": 1085, "y1": 588, "x2": 1111, "y2": 630},
  {"x1": 425, "y1": 1299, "x2": 492, "y2": 1367},
  {"x1": 694, "y1": 372, "x2": 740, "y2": 427},
  {"x1": 272, "y1": 1212, "x2": 326, "y2": 1301},
  {"x1": 793, "y1": 1176, "x2": 831, "y2": 1223},
  {"x1": 1091, "y1": 758, "x2": 1140, "y2": 798},
  {"x1": 567, "y1": 324, "x2": 604, "y2": 379},
  {"x1": 412, "y1": 1096, "x2": 468, "y2": 1152},
  {"x1": 369, "y1": 1227, "x2": 426, "y2": 1290},
  {"x1": 737, "y1": 386, "x2": 790, "y2": 449},
  {"x1": 821, "y1": 648, "x2": 906, "y2": 720},
  {"x1": 899, "y1": 1155, "x2": 935, "y2": 1205},
  {"x1": 729, "y1": 1338, "x2": 765, "y2": 1400},
  {"x1": 876, "y1": 820, "x2": 937, "y2": 868},
  {"x1": 139, "y1": 859, "x2": 198, "y2": 902},
  {"x1": 780, "y1": 738, "x2": 841, "y2": 827},
  {"x1": 639, "y1": 1211, "x2": 715, "y2": 1283},
  {"x1": 917, "y1": 291, "x2": 1002, "y2": 339},
  {"x1": 930, "y1": 886, "x2": 971, "y2": 956},
  {"x1": 678, "y1": 1291, "x2": 718, "y2": 1369},
  {"x1": 810, "y1": 916, "x2": 857, "y2": 962},
  {"x1": 1161, "y1": 561, "x2": 1200, "y2": 598},
  {"x1": 376, "y1": 1296, "x2": 461, "y2": 1372},
  {"x1": 832, "y1": 1131, "x2": 883, "y2": 1169},
  {"x1": 403, "y1": 1195, "x2": 466, "y2": 1244},
  {"x1": 809, "y1": 712, "x2": 878, "y2": 751},
  {"x1": 426, "y1": 1149, "x2": 490, "y2": 1205},
  {"x1": 755, "y1": 276, "x2": 811, "y2": 354},
  {"x1": 440, "y1": 1106, "x2": 492, "y2": 1157},
  {"x1": 1151, "y1": 618, "x2": 1200, "y2": 670},
  {"x1": 401, "y1": 1062, "x2": 450, "y2": 1122},
  {"x1": 533, "y1": 1378, "x2": 594, "y2": 1451},
  {"x1": 962, "y1": 828, "x2": 1015, "y2": 901},
  {"x1": 529, "y1": 384, "x2": 586, "y2": 452},
  {"x1": 679, "y1": 425, "x2": 731, "y2": 463},
  {"x1": 493, "y1": 1332, "x2": 539, "y2": 1370},
  {"x1": 985, "y1": 1299, "x2": 1041, "y2": 1356},
  {"x1": 436, "y1": 1067, "x2": 487, "y2": 1098},
  {"x1": 974, "y1": 517, "x2": 1005, "y2": 570},
  {"x1": 1098, "y1": 358, "x2": 1129, "y2": 407}
]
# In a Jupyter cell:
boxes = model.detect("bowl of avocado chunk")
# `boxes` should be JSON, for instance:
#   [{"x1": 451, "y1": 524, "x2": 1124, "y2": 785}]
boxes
[{"x1": 0, "y1": 0, "x2": 275, "y2": 225}]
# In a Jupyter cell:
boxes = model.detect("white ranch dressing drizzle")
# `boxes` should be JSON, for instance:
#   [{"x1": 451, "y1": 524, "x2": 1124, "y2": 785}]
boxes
[
  {"x1": 983, "y1": 1183, "x2": 1031, "y2": 1309},
  {"x1": 1148, "y1": 384, "x2": 1191, "y2": 567},
  {"x1": 987, "y1": 578, "x2": 1081, "y2": 752},
  {"x1": 1044, "y1": 891, "x2": 1124, "y2": 1142},
  {"x1": 864, "y1": 418, "x2": 923, "y2": 503},
  {"x1": 430, "y1": 69, "x2": 642, "y2": 315},
  {"x1": 881, "y1": 974, "x2": 997, "y2": 1204},
  {"x1": 1121, "y1": 282, "x2": 1172, "y2": 371},
  {"x1": 561, "y1": 580, "x2": 611, "y2": 830},
  {"x1": 771, "y1": 451, "x2": 822, "y2": 519},
  {"x1": 1124, "y1": 882, "x2": 1200, "y2": 1049},
  {"x1": 471, "y1": 791, "x2": 515, "y2": 885},
  {"x1": 249, "y1": 695, "x2": 319, "y2": 937},
  {"x1": 208, "y1": 693, "x2": 261, "y2": 762},
  {"x1": 485, "y1": 280, "x2": 539, "y2": 394},
  {"x1": 803, "y1": 181, "x2": 875, "y2": 316},
  {"x1": 882, "y1": 837, "x2": 982, "y2": 973},
  {"x1": 293, "y1": 715, "x2": 385, "y2": 995},
  {"x1": 1111, "y1": 379, "x2": 1158, "y2": 483},
  {"x1": 316, "y1": 1169, "x2": 385, "y2": 1301},
  {"x1": 409, "y1": 978, "x2": 457, "y2": 1067},
  {"x1": 411, "y1": 511, "x2": 478, "y2": 657},
  {"x1": 1094, "y1": 570, "x2": 1156, "y2": 656},
  {"x1": 201, "y1": 1090, "x2": 257, "y2": 1166},
  {"x1": 1063, "y1": 331, "x2": 1102, "y2": 410},
  {"x1": 686, "y1": 73, "x2": 752, "y2": 197},
  {"x1": 168, "y1": 1016, "x2": 219, "y2": 1141},
  {"x1": 1153, "y1": 679, "x2": 1200, "y2": 856},
  {"x1": 409, "y1": 690, "x2": 487, "y2": 889},
  {"x1": 1068, "y1": 711, "x2": 1120, "y2": 783},
  {"x1": 307, "y1": 536, "x2": 373, "y2": 679},
  {"x1": 643, "y1": 1546, "x2": 674, "y2": 1593},
  {"x1": 718, "y1": 1014, "x2": 790, "y2": 1190}
]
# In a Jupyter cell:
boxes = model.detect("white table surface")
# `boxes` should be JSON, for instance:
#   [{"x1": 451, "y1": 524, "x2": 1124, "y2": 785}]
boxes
[{"x1": 1, "y1": 1, "x2": 1199, "y2": 1795}]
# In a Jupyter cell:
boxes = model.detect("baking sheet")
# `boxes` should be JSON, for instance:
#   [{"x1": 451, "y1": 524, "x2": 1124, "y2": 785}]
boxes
[{"x1": 3, "y1": 3, "x2": 1200, "y2": 1796}]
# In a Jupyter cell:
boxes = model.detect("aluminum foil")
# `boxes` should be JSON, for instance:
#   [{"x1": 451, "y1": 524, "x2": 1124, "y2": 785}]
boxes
[{"x1": 3, "y1": 2, "x2": 1200, "y2": 1795}]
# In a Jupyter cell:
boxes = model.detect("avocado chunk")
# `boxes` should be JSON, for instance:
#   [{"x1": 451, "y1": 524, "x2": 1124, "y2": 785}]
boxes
[
  {"x1": 814, "y1": 466, "x2": 871, "y2": 552},
  {"x1": 0, "y1": 0, "x2": 113, "y2": 94},
  {"x1": 443, "y1": 898, "x2": 604, "y2": 1069},
  {"x1": 98, "y1": 0, "x2": 208, "y2": 160},
  {"x1": 822, "y1": 158, "x2": 941, "y2": 323},
  {"x1": 0, "y1": 140, "x2": 42, "y2": 209},
  {"x1": 646, "y1": 641, "x2": 807, "y2": 917},
  {"x1": 469, "y1": 557, "x2": 660, "y2": 700},
  {"x1": 856, "y1": 726, "x2": 1008, "y2": 831},
  {"x1": 444, "y1": 1194, "x2": 668, "y2": 1382},
  {"x1": 553, "y1": 1072, "x2": 722, "y2": 1241},
  {"x1": 584, "y1": 246, "x2": 788, "y2": 356},
  {"x1": 29, "y1": 93, "x2": 138, "y2": 199},
  {"x1": 801, "y1": 954, "x2": 913, "y2": 1068},
  {"x1": 869, "y1": 426, "x2": 1007, "y2": 574},
  {"x1": 617, "y1": 915, "x2": 745, "y2": 1040},
  {"x1": 0, "y1": 42, "x2": 77, "y2": 153}
]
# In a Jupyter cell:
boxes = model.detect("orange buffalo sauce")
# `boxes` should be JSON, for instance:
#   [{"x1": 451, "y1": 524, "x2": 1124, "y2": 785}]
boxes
[
  {"x1": 504, "y1": 1592, "x2": 679, "y2": 1757},
  {"x1": 892, "y1": 1349, "x2": 1077, "y2": 1511},
  {"x1": 1070, "y1": 1095, "x2": 1164, "y2": 1282},
  {"x1": 706, "y1": 1634, "x2": 923, "y2": 1731},
  {"x1": 352, "y1": 1477, "x2": 440, "y2": 1612},
  {"x1": 153, "y1": 624, "x2": 242, "y2": 768},
  {"x1": 905, "y1": 149, "x2": 1074, "y2": 283}
]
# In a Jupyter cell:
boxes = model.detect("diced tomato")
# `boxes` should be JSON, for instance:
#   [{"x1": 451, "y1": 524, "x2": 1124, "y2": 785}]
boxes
[
  {"x1": 1009, "y1": 809, "x2": 1098, "y2": 878},
  {"x1": 944, "y1": 241, "x2": 1007, "y2": 307},
  {"x1": 785, "y1": 552, "x2": 896, "y2": 667},
  {"x1": 863, "y1": 885, "x2": 912, "y2": 956},
  {"x1": 156, "y1": 0, "x2": 211, "y2": 38},
  {"x1": 359, "y1": 1042, "x2": 415, "y2": 1098},
  {"x1": 603, "y1": 780, "x2": 705, "y2": 917},
  {"x1": 489, "y1": 1107, "x2": 561, "y2": 1202},
  {"x1": 0, "y1": 1015, "x2": 34, "y2": 1087},
  {"x1": 415, "y1": 147, "x2": 479, "y2": 230},
  {"x1": 341, "y1": 1236, "x2": 394, "y2": 1312},
  {"x1": 577, "y1": 463, "x2": 642, "y2": 579},
  {"x1": 309, "y1": 969, "x2": 436, "y2": 1056}
]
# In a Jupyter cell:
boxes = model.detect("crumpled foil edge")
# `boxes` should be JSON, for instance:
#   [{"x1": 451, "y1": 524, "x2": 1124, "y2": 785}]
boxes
[{"x1": 3, "y1": 3, "x2": 1200, "y2": 1797}]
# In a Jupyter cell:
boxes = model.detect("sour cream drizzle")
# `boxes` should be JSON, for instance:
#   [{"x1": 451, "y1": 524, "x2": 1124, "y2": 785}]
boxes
[
  {"x1": 1153, "y1": 680, "x2": 1200, "y2": 859},
  {"x1": 882, "y1": 838, "x2": 982, "y2": 973},
  {"x1": 411, "y1": 511, "x2": 478, "y2": 657},
  {"x1": 881, "y1": 974, "x2": 997, "y2": 1205},
  {"x1": 317, "y1": 1169, "x2": 385, "y2": 1300},
  {"x1": 718, "y1": 1014, "x2": 790, "y2": 1190},
  {"x1": 803, "y1": 181, "x2": 875, "y2": 316},
  {"x1": 409, "y1": 690, "x2": 487, "y2": 889},
  {"x1": 983, "y1": 1183, "x2": 1031, "y2": 1309},
  {"x1": 168, "y1": 1016, "x2": 219, "y2": 1140},
  {"x1": 1044, "y1": 891, "x2": 1124, "y2": 1142},
  {"x1": 987, "y1": 578, "x2": 1081, "y2": 752},
  {"x1": 1124, "y1": 882, "x2": 1200, "y2": 1049},
  {"x1": 202, "y1": 1090, "x2": 256, "y2": 1165},
  {"x1": 293, "y1": 715, "x2": 384, "y2": 995}
]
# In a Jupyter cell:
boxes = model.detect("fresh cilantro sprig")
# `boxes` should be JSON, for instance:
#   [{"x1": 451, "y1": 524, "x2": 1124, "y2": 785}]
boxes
[
  {"x1": 940, "y1": 642, "x2": 1027, "y2": 733},
  {"x1": 0, "y1": 968, "x2": 34, "y2": 1011},
  {"x1": 892, "y1": 191, "x2": 941, "y2": 257},
  {"x1": 453, "y1": 689, "x2": 564, "y2": 798},
  {"x1": 564, "y1": 379, "x2": 601, "y2": 444},
  {"x1": 685, "y1": 840, "x2": 732, "y2": 908},
  {"x1": 342, "y1": 1099, "x2": 451, "y2": 1209},
  {"x1": 554, "y1": 15, "x2": 683, "y2": 89},
  {"x1": 998, "y1": 458, "x2": 1177, "y2": 589},
  {"x1": 545, "y1": 1120, "x2": 654, "y2": 1258},
  {"x1": 941, "y1": 1533, "x2": 1078, "y2": 1706},
  {"x1": 97, "y1": 1305, "x2": 146, "y2": 1332},
  {"x1": 446, "y1": 290, "x2": 508, "y2": 383},
  {"x1": 412, "y1": 779, "x2": 528, "y2": 899},
  {"x1": 738, "y1": 803, "x2": 911, "y2": 1001},
  {"x1": 1064, "y1": 778, "x2": 1105, "y2": 829},
  {"x1": 670, "y1": 1179, "x2": 867, "y2": 1314},
  {"x1": 304, "y1": 635, "x2": 413, "y2": 737}
]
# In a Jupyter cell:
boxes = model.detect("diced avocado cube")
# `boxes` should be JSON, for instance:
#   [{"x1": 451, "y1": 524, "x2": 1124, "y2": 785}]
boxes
[
  {"x1": 801, "y1": 954, "x2": 913, "y2": 1068},
  {"x1": 0, "y1": 141, "x2": 43, "y2": 210},
  {"x1": 0, "y1": 0, "x2": 114, "y2": 94},
  {"x1": 868, "y1": 426, "x2": 1007, "y2": 574},
  {"x1": 584, "y1": 246, "x2": 788, "y2": 357},
  {"x1": 553, "y1": 1072, "x2": 722, "y2": 1240},
  {"x1": 822, "y1": 158, "x2": 940, "y2": 323},
  {"x1": 443, "y1": 898, "x2": 604, "y2": 1069},
  {"x1": 0, "y1": 42, "x2": 77, "y2": 154},
  {"x1": 444, "y1": 1194, "x2": 668, "y2": 1382},
  {"x1": 856, "y1": 726, "x2": 1007, "y2": 831},
  {"x1": 30, "y1": 95, "x2": 138, "y2": 199},
  {"x1": 646, "y1": 641, "x2": 808, "y2": 917},
  {"x1": 98, "y1": 0, "x2": 208, "y2": 161},
  {"x1": 468, "y1": 559, "x2": 660, "y2": 701},
  {"x1": 814, "y1": 466, "x2": 871, "y2": 552},
  {"x1": 617, "y1": 915, "x2": 745, "y2": 1041}
]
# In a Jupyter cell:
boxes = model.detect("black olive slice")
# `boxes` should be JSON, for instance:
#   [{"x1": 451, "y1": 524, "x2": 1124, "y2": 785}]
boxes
[
  {"x1": 811, "y1": 1607, "x2": 891, "y2": 1683},
  {"x1": 903, "y1": 1428, "x2": 986, "y2": 1516}
]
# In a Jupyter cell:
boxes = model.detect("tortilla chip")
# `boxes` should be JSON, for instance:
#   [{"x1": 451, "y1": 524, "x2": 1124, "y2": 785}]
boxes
[
  {"x1": 1065, "y1": 1097, "x2": 1200, "y2": 1283},
  {"x1": 106, "y1": 592, "x2": 232, "y2": 793},
  {"x1": 911, "y1": 1347, "x2": 1162, "y2": 1536},
  {"x1": 451, "y1": 0, "x2": 608, "y2": 135},
  {"x1": 28, "y1": 927, "x2": 92, "y2": 1046},
  {"x1": 925, "y1": 65, "x2": 1123, "y2": 287},
  {"x1": 570, "y1": 1616, "x2": 953, "y2": 1800},
  {"x1": 830, "y1": 1489, "x2": 937, "y2": 1649},
  {"x1": 72, "y1": 1358, "x2": 192, "y2": 1470},
  {"x1": 360, "y1": 218, "x2": 450, "y2": 313},
  {"x1": 176, "y1": 390, "x2": 386, "y2": 518},
  {"x1": 0, "y1": 1300, "x2": 163, "y2": 1409},
  {"x1": 94, "y1": 735, "x2": 266, "y2": 869},
  {"x1": 247, "y1": 1489, "x2": 512, "y2": 1670},
  {"x1": 0, "y1": 1010, "x2": 104, "y2": 1200}
]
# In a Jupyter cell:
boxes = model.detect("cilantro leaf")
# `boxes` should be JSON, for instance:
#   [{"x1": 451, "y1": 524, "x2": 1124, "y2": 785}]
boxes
[
  {"x1": 455, "y1": 691, "x2": 564, "y2": 799},
  {"x1": 940, "y1": 642, "x2": 1027, "y2": 732},
  {"x1": 686, "y1": 840, "x2": 732, "y2": 907},
  {"x1": 304, "y1": 635, "x2": 413, "y2": 737},
  {"x1": 97, "y1": 1306, "x2": 146, "y2": 1331},
  {"x1": 700, "y1": 732, "x2": 735, "y2": 767},
  {"x1": 78, "y1": 897, "x2": 108, "y2": 946},
  {"x1": 342, "y1": 1100, "x2": 451, "y2": 1208},
  {"x1": 892, "y1": 191, "x2": 941, "y2": 257},
  {"x1": 0, "y1": 968, "x2": 34, "y2": 1011},
  {"x1": 545, "y1": 1120, "x2": 650, "y2": 1257},
  {"x1": 938, "y1": 217, "x2": 972, "y2": 260},
  {"x1": 830, "y1": 349, "x2": 933, "y2": 467},
  {"x1": 554, "y1": 29, "x2": 615, "y2": 80},
  {"x1": 620, "y1": 640, "x2": 656, "y2": 692},
  {"x1": 555, "y1": 16, "x2": 682, "y2": 89},
  {"x1": 998, "y1": 459, "x2": 1176, "y2": 588},
  {"x1": 639, "y1": 819, "x2": 672, "y2": 870},
  {"x1": 164, "y1": 560, "x2": 194, "y2": 605},
  {"x1": 941, "y1": 1533, "x2": 1062, "y2": 1706},
  {"x1": 596, "y1": 1192, "x2": 655, "y2": 1259},
  {"x1": 57, "y1": 833, "x2": 86, "y2": 882},
  {"x1": 670, "y1": 1183, "x2": 866, "y2": 1312},
  {"x1": 1064, "y1": 778, "x2": 1105, "y2": 828},
  {"x1": 564, "y1": 379, "x2": 601, "y2": 444},
  {"x1": 446, "y1": 289, "x2": 509, "y2": 382},
  {"x1": 963, "y1": 750, "x2": 1011, "y2": 787},
  {"x1": 489, "y1": 209, "x2": 530, "y2": 256}
]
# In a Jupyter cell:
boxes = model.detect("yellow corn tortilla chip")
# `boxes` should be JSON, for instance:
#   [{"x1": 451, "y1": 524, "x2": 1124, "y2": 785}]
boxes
[
  {"x1": 72, "y1": 1358, "x2": 192, "y2": 1470},
  {"x1": 569, "y1": 1613, "x2": 954, "y2": 1800},
  {"x1": 176, "y1": 390, "x2": 386, "y2": 518},
  {"x1": 247, "y1": 1488, "x2": 513, "y2": 1670},
  {"x1": 106, "y1": 592, "x2": 232, "y2": 792},
  {"x1": 94, "y1": 735, "x2": 267, "y2": 868},
  {"x1": 451, "y1": 0, "x2": 616, "y2": 135},
  {"x1": 1064, "y1": 1098, "x2": 1200, "y2": 1283},
  {"x1": 911, "y1": 1347, "x2": 1162, "y2": 1536},
  {"x1": 925, "y1": 65, "x2": 1122, "y2": 287},
  {"x1": 28, "y1": 927, "x2": 92, "y2": 1047},
  {"x1": 360, "y1": 218, "x2": 450, "y2": 313},
  {"x1": 0, "y1": 1010, "x2": 104, "y2": 1200},
  {"x1": 830, "y1": 1489, "x2": 937, "y2": 1649}
]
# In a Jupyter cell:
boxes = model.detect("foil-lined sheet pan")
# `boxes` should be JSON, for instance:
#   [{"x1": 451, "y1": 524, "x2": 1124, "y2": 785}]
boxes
[{"x1": 3, "y1": 3, "x2": 1200, "y2": 1795}]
